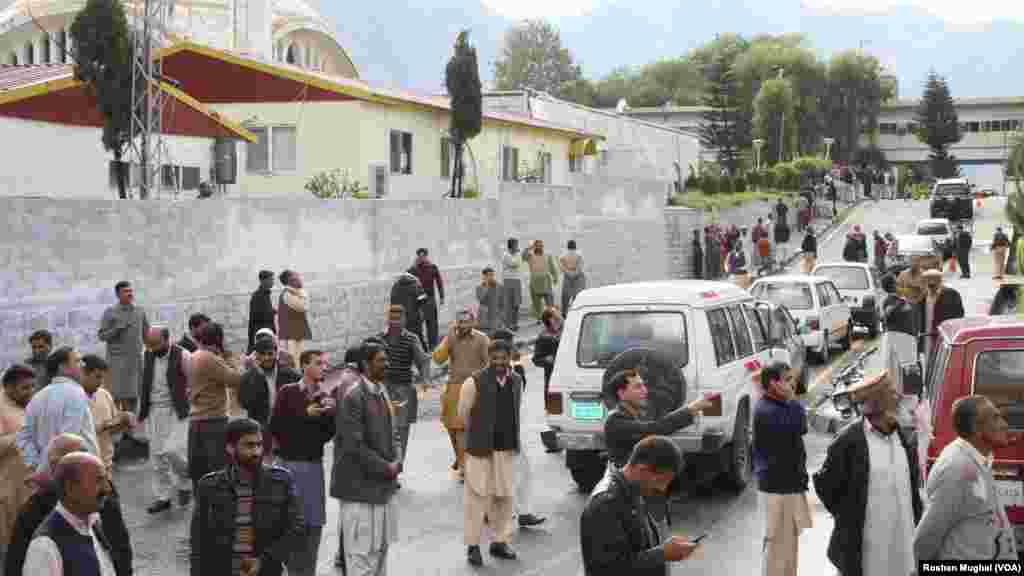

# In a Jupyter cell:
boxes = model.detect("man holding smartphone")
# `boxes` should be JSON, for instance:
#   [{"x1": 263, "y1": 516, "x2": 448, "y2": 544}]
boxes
[
  {"x1": 580, "y1": 435, "x2": 700, "y2": 575},
  {"x1": 752, "y1": 361, "x2": 812, "y2": 576}
]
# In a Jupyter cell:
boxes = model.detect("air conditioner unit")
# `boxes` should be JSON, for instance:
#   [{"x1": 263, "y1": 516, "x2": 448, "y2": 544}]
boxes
[{"x1": 369, "y1": 163, "x2": 388, "y2": 198}]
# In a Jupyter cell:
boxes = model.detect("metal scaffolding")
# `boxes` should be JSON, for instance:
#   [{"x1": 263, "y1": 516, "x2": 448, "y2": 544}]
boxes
[{"x1": 127, "y1": 0, "x2": 170, "y2": 199}]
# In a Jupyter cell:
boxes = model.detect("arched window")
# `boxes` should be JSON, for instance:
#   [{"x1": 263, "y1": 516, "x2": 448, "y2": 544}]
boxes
[
  {"x1": 285, "y1": 43, "x2": 296, "y2": 64},
  {"x1": 58, "y1": 29, "x2": 67, "y2": 63},
  {"x1": 24, "y1": 41, "x2": 34, "y2": 64},
  {"x1": 40, "y1": 34, "x2": 51, "y2": 63},
  {"x1": 8, "y1": 52, "x2": 17, "y2": 65}
]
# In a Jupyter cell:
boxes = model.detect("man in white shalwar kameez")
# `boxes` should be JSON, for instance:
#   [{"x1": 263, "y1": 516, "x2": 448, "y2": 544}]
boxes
[{"x1": 458, "y1": 339, "x2": 522, "y2": 567}]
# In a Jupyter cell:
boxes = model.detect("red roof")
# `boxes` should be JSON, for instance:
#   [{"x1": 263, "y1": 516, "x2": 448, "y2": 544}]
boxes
[
  {"x1": 0, "y1": 63, "x2": 254, "y2": 141},
  {"x1": 940, "y1": 315, "x2": 1024, "y2": 344}
]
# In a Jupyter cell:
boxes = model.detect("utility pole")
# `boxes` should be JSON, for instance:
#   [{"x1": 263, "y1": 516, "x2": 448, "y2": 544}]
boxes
[
  {"x1": 777, "y1": 67, "x2": 785, "y2": 163},
  {"x1": 128, "y1": 0, "x2": 170, "y2": 199}
]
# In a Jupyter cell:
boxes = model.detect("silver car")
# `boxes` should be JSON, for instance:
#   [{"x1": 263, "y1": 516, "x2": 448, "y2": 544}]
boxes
[{"x1": 753, "y1": 301, "x2": 809, "y2": 394}]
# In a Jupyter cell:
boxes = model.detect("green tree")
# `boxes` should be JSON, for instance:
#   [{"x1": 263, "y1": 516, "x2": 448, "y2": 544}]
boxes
[
  {"x1": 71, "y1": 0, "x2": 135, "y2": 199},
  {"x1": 752, "y1": 77, "x2": 795, "y2": 165},
  {"x1": 698, "y1": 51, "x2": 741, "y2": 174},
  {"x1": 915, "y1": 71, "x2": 962, "y2": 179},
  {"x1": 445, "y1": 30, "x2": 483, "y2": 198},
  {"x1": 1006, "y1": 135, "x2": 1024, "y2": 239},
  {"x1": 823, "y1": 51, "x2": 887, "y2": 163},
  {"x1": 493, "y1": 19, "x2": 583, "y2": 95}
]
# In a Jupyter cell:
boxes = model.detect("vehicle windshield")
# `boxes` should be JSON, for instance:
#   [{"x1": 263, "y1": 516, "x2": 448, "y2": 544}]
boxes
[
  {"x1": 814, "y1": 266, "x2": 869, "y2": 290},
  {"x1": 934, "y1": 183, "x2": 969, "y2": 197},
  {"x1": 750, "y1": 282, "x2": 814, "y2": 310},
  {"x1": 974, "y1": 350, "x2": 1024, "y2": 429},
  {"x1": 917, "y1": 223, "x2": 949, "y2": 236},
  {"x1": 576, "y1": 311, "x2": 688, "y2": 368}
]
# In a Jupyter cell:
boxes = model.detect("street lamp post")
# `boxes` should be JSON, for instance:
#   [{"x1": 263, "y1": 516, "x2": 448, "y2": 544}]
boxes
[
  {"x1": 753, "y1": 138, "x2": 764, "y2": 173},
  {"x1": 777, "y1": 68, "x2": 786, "y2": 163},
  {"x1": 824, "y1": 137, "x2": 836, "y2": 217}
]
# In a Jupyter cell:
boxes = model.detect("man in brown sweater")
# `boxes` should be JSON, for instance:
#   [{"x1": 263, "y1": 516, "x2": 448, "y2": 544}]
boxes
[
  {"x1": 433, "y1": 308, "x2": 490, "y2": 481},
  {"x1": 278, "y1": 270, "x2": 312, "y2": 363},
  {"x1": 187, "y1": 322, "x2": 242, "y2": 490}
]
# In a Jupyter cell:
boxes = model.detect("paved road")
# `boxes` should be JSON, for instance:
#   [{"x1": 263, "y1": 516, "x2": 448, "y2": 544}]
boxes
[{"x1": 112, "y1": 197, "x2": 1010, "y2": 575}]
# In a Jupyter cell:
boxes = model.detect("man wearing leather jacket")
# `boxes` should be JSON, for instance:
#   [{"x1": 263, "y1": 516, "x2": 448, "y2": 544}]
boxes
[{"x1": 580, "y1": 436, "x2": 700, "y2": 576}]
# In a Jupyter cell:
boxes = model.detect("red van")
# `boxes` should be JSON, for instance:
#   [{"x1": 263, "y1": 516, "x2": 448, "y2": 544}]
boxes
[{"x1": 924, "y1": 315, "x2": 1024, "y2": 549}]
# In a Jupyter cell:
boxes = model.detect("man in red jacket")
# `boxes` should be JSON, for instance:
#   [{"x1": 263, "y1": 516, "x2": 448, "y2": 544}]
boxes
[{"x1": 408, "y1": 248, "x2": 446, "y2": 350}]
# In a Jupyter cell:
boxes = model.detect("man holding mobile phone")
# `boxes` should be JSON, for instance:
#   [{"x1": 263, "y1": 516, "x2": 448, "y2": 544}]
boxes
[
  {"x1": 580, "y1": 435, "x2": 700, "y2": 575},
  {"x1": 752, "y1": 361, "x2": 812, "y2": 576}
]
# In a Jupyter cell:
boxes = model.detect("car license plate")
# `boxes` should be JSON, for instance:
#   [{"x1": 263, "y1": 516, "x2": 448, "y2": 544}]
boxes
[
  {"x1": 571, "y1": 400, "x2": 605, "y2": 421},
  {"x1": 996, "y1": 480, "x2": 1024, "y2": 507}
]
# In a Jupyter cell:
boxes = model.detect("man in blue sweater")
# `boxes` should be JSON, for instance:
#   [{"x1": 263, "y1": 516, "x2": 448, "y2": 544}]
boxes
[{"x1": 752, "y1": 361, "x2": 812, "y2": 576}]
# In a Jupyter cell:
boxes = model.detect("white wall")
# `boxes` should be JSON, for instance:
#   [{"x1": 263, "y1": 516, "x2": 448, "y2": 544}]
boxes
[{"x1": 0, "y1": 117, "x2": 214, "y2": 198}]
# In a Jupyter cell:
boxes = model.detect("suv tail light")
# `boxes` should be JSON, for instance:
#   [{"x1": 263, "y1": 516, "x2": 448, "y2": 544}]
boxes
[
  {"x1": 807, "y1": 316, "x2": 820, "y2": 330},
  {"x1": 546, "y1": 393, "x2": 563, "y2": 415}
]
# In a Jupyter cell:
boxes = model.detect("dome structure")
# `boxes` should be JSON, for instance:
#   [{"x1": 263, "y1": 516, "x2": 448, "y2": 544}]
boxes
[{"x1": 0, "y1": 0, "x2": 358, "y2": 78}]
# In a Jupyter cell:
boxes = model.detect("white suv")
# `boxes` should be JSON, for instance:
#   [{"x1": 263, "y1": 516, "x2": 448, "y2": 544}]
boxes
[{"x1": 545, "y1": 280, "x2": 786, "y2": 493}]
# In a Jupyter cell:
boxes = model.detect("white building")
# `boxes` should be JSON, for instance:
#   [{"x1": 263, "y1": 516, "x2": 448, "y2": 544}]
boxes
[
  {"x1": 624, "y1": 97, "x2": 1024, "y2": 190},
  {"x1": 483, "y1": 90, "x2": 700, "y2": 186}
]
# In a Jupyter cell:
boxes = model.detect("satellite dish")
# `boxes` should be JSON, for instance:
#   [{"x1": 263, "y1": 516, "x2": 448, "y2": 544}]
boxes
[{"x1": 615, "y1": 98, "x2": 629, "y2": 113}]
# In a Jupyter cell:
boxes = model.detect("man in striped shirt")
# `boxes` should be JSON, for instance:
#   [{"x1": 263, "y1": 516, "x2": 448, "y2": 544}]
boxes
[{"x1": 378, "y1": 304, "x2": 429, "y2": 470}]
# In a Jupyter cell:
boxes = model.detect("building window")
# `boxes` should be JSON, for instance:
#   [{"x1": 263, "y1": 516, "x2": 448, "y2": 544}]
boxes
[
  {"x1": 40, "y1": 34, "x2": 50, "y2": 63},
  {"x1": 501, "y1": 146, "x2": 519, "y2": 181},
  {"x1": 246, "y1": 126, "x2": 297, "y2": 173},
  {"x1": 58, "y1": 30, "x2": 67, "y2": 63},
  {"x1": 24, "y1": 41, "x2": 33, "y2": 64},
  {"x1": 879, "y1": 123, "x2": 897, "y2": 135},
  {"x1": 968, "y1": 121, "x2": 980, "y2": 133},
  {"x1": 8, "y1": 52, "x2": 16, "y2": 65},
  {"x1": 285, "y1": 44, "x2": 297, "y2": 65},
  {"x1": 390, "y1": 130, "x2": 413, "y2": 174},
  {"x1": 569, "y1": 153, "x2": 579, "y2": 173},
  {"x1": 441, "y1": 136, "x2": 452, "y2": 179},
  {"x1": 538, "y1": 151, "x2": 552, "y2": 183}
]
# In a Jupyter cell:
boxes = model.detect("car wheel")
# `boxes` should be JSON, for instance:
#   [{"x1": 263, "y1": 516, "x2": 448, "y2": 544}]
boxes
[
  {"x1": 568, "y1": 453, "x2": 607, "y2": 494},
  {"x1": 868, "y1": 312, "x2": 880, "y2": 339},
  {"x1": 723, "y1": 400, "x2": 752, "y2": 491},
  {"x1": 840, "y1": 322, "x2": 852, "y2": 350}
]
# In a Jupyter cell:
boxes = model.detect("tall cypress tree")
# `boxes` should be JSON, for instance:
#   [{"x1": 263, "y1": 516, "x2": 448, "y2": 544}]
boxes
[
  {"x1": 698, "y1": 52, "x2": 740, "y2": 175},
  {"x1": 445, "y1": 30, "x2": 482, "y2": 198},
  {"x1": 915, "y1": 71, "x2": 962, "y2": 179}
]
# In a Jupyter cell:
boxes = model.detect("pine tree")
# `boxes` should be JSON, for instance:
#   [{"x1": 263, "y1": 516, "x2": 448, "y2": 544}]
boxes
[
  {"x1": 445, "y1": 30, "x2": 482, "y2": 198},
  {"x1": 698, "y1": 52, "x2": 740, "y2": 175},
  {"x1": 914, "y1": 71, "x2": 962, "y2": 179}
]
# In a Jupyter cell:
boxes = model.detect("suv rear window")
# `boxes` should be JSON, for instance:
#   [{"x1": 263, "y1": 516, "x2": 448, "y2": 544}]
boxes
[
  {"x1": 815, "y1": 266, "x2": 869, "y2": 290},
  {"x1": 576, "y1": 311, "x2": 688, "y2": 368},
  {"x1": 751, "y1": 282, "x2": 814, "y2": 310},
  {"x1": 917, "y1": 223, "x2": 949, "y2": 236}
]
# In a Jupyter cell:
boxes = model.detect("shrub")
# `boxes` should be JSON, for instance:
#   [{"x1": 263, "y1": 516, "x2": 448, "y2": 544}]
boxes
[
  {"x1": 462, "y1": 187, "x2": 481, "y2": 199},
  {"x1": 761, "y1": 169, "x2": 776, "y2": 190},
  {"x1": 305, "y1": 169, "x2": 367, "y2": 199},
  {"x1": 720, "y1": 175, "x2": 734, "y2": 194},
  {"x1": 702, "y1": 174, "x2": 720, "y2": 195},
  {"x1": 744, "y1": 171, "x2": 759, "y2": 189},
  {"x1": 685, "y1": 172, "x2": 700, "y2": 191},
  {"x1": 774, "y1": 163, "x2": 800, "y2": 191},
  {"x1": 792, "y1": 156, "x2": 831, "y2": 174},
  {"x1": 734, "y1": 174, "x2": 747, "y2": 193}
]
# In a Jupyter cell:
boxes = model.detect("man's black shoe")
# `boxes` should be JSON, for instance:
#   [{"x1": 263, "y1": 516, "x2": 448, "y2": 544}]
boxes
[
  {"x1": 177, "y1": 490, "x2": 192, "y2": 507},
  {"x1": 467, "y1": 545, "x2": 483, "y2": 566},
  {"x1": 489, "y1": 542, "x2": 517, "y2": 560},
  {"x1": 518, "y1": 513, "x2": 546, "y2": 527},
  {"x1": 147, "y1": 500, "x2": 172, "y2": 514}
]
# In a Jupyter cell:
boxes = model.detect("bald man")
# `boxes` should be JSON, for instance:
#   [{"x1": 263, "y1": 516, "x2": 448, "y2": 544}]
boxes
[
  {"x1": 24, "y1": 452, "x2": 115, "y2": 576},
  {"x1": 6, "y1": 436, "x2": 132, "y2": 576}
]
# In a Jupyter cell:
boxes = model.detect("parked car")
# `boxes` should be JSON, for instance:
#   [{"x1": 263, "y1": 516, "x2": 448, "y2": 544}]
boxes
[
  {"x1": 990, "y1": 279, "x2": 1022, "y2": 315},
  {"x1": 544, "y1": 280, "x2": 778, "y2": 492},
  {"x1": 915, "y1": 218, "x2": 955, "y2": 253},
  {"x1": 752, "y1": 301, "x2": 809, "y2": 393},
  {"x1": 885, "y1": 234, "x2": 941, "y2": 276},
  {"x1": 923, "y1": 315, "x2": 1024, "y2": 553},
  {"x1": 929, "y1": 177, "x2": 974, "y2": 223},
  {"x1": 812, "y1": 262, "x2": 885, "y2": 338},
  {"x1": 749, "y1": 275, "x2": 852, "y2": 364}
]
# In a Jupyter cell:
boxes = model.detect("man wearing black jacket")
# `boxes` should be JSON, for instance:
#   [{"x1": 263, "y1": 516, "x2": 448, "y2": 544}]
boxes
[
  {"x1": 752, "y1": 362, "x2": 811, "y2": 576},
  {"x1": 580, "y1": 436, "x2": 699, "y2": 576},
  {"x1": 812, "y1": 372, "x2": 923, "y2": 576},
  {"x1": 178, "y1": 313, "x2": 209, "y2": 353},
  {"x1": 5, "y1": 433, "x2": 133, "y2": 576},
  {"x1": 239, "y1": 337, "x2": 302, "y2": 429},
  {"x1": 248, "y1": 271, "x2": 277, "y2": 353}
]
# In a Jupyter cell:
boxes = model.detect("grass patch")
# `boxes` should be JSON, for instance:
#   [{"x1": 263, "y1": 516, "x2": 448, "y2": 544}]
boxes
[{"x1": 670, "y1": 189, "x2": 799, "y2": 210}]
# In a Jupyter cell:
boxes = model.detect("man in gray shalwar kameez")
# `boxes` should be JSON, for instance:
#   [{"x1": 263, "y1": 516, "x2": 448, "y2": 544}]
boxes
[
  {"x1": 559, "y1": 240, "x2": 586, "y2": 315},
  {"x1": 98, "y1": 281, "x2": 149, "y2": 416},
  {"x1": 501, "y1": 238, "x2": 523, "y2": 332}
]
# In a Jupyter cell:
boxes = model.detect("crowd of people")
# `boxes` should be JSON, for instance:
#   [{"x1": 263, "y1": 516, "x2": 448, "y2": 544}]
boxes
[{"x1": 0, "y1": 237, "x2": 590, "y2": 575}]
